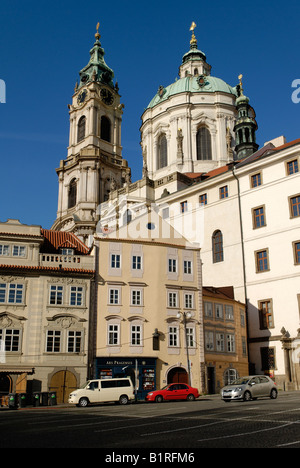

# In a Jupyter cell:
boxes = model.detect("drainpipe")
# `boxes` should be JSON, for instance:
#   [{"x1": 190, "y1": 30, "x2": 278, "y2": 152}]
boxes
[{"x1": 231, "y1": 164, "x2": 251, "y2": 366}]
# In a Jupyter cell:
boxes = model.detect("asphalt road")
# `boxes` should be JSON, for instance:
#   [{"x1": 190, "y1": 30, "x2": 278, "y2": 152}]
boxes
[{"x1": 1, "y1": 392, "x2": 300, "y2": 452}]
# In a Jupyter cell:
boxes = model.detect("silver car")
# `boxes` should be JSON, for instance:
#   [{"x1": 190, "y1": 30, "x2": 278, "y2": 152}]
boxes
[{"x1": 221, "y1": 375, "x2": 278, "y2": 402}]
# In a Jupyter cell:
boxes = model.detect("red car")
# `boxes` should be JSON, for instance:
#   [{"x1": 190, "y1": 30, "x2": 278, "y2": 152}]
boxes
[{"x1": 145, "y1": 383, "x2": 199, "y2": 402}]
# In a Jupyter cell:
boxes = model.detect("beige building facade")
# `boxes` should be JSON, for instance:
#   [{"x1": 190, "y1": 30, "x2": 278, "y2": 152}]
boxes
[
  {"x1": 93, "y1": 214, "x2": 206, "y2": 397},
  {"x1": 0, "y1": 219, "x2": 95, "y2": 404}
]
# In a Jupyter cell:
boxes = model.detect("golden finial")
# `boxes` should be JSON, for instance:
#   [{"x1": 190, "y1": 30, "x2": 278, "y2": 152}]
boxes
[
  {"x1": 95, "y1": 22, "x2": 100, "y2": 40},
  {"x1": 189, "y1": 22, "x2": 197, "y2": 48},
  {"x1": 238, "y1": 74, "x2": 243, "y2": 87}
]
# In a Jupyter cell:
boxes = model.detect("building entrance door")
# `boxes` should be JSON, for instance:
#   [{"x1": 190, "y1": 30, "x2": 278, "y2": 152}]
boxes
[
  {"x1": 49, "y1": 370, "x2": 77, "y2": 404},
  {"x1": 167, "y1": 367, "x2": 188, "y2": 384},
  {"x1": 207, "y1": 367, "x2": 216, "y2": 394}
]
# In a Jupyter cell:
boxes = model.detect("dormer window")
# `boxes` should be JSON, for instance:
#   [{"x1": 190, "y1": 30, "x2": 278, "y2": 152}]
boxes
[{"x1": 60, "y1": 248, "x2": 74, "y2": 255}]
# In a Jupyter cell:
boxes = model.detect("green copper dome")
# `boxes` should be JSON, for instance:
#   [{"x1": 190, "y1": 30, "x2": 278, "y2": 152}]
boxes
[
  {"x1": 78, "y1": 28, "x2": 115, "y2": 90},
  {"x1": 147, "y1": 75, "x2": 238, "y2": 109}
]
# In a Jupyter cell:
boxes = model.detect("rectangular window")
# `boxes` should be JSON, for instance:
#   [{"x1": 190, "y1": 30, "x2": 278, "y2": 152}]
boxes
[
  {"x1": 8, "y1": 284, "x2": 24, "y2": 304},
  {"x1": 242, "y1": 337, "x2": 247, "y2": 356},
  {"x1": 0, "y1": 245, "x2": 9, "y2": 256},
  {"x1": 111, "y1": 254, "x2": 121, "y2": 269},
  {"x1": 0, "y1": 329, "x2": 20, "y2": 352},
  {"x1": 68, "y1": 331, "x2": 82, "y2": 353},
  {"x1": 225, "y1": 305, "x2": 234, "y2": 321},
  {"x1": 220, "y1": 186, "x2": 228, "y2": 199},
  {"x1": 226, "y1": 334, "x2": 236, "y2": 353},
  {"x1": 168, "y1": 292, "x2": 178, "y2": 308},
  {"x1": 204, "y1": 301, "x2": 213, "y2": 318},
  {"x1": 180, "y1": 201, "x2": 188, "y2": 213},
  {"x1": 70, "y1": 286, "x2": 83, "y2": 306},
  {"x1": 294, "y1": 241, "x2": 300, "y2": 265},
  {"x1": 216, "y1": 332, "x2": 224, "y2": 352},
  {"x1": 287, "y1": 159, "x2": 299, "y2": 175},
  {"x1": 108, "y1": 324, "x2": 119, "y2": 345},
  {"x1": 205, "y1": 331, "x2": 214, "y2": 351},
  {"x1": 183, "y1": 260, "x2": 192, "y2": 274},
  {"x1": 253, "y1": 206, "x2": 266, "y2": 228},
  {"x1": 12, "y1": 245, "x2": 26, "y2": 257},
  {"x1": 131, "y1": 290, "x2": 142, "y2": 306},
  {"x1": 258, "y1": 300, "x2": 274, "y2": 329},
  {"x1": 256, "y1": 249, "x2": 269, "y2": 272},
  {"x1": 131, "y1": 325, "x2": 141, "y2": 346},
  {"x1": 0, "y1": 284, "x2": 5, "y2": 303},
  {"x1": 199, "y1": 194, "x2": 207, "y2": 206},
  {"x1": 169, "y1": 326, "x2": 179, "y2": 347},
  {"x1": 215, "y1": 303, "x2": 223, "y2": 320},
  {"x1": 184, "y1": 293, "x2": 193, "y2": 309},
  {"x1": 290, "y1": 195, "x2": 300, "y2": 218},
  {"x1": 46, "y1": 330, "x2": 61, "y2": 353},
  {"x1": 240, "y1": 309, "x2": 246, "y2": 327},
  {"x1": 50, "y1": 285, "x2": 63, "y2": 305},
  {"x1": 251, "y1": 173, "x2": 262, "y2": 188},
  {"x1": 162, "y1": 207, "x2": 169, "y2": 219},
  {"x1": 132, "y1": 255, "x2": 142, "y2": 270},
  {"x1": 109, "y1": 289, "x2": 119, "y2": 305},
  {"x1": 168, "y1": 258, "x2": 177, "y2": 273},
  {"x1": 186, "y1": 327, "x2": 195, "y2": 347}
]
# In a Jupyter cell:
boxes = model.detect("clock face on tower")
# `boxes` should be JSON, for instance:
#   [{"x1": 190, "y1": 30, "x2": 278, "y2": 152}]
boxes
[
  {"x1": 100, "y1": 88, "x2": 114, "y2": 106},
  {"x1": 77, "y1": 89, "x2": 88, "y2": 105}
]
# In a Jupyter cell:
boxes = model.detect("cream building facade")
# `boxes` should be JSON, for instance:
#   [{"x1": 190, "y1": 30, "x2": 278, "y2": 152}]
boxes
[{"x1": 0, "y1": 219, "x2": 95, "y2": 404}]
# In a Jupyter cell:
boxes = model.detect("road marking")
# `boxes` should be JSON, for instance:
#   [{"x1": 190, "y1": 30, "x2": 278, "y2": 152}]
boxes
[{"x1": 197, "y1": 422, "x2": 294, "y2": 443}]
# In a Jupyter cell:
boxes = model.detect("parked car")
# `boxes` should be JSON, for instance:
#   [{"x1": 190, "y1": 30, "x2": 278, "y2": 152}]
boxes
[
  {"x1": 221, "y1": 375, "x2": 278, "y2": 402},
  {"x1": 145, "y1": 383, "x2": 199, "y2": 402},
  {"x1": 68, "y1": 378, "x2": 135, "y2": 407}
]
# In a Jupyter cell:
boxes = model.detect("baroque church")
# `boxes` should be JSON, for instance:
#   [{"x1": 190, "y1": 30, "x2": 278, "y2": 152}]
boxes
[{"x1": 51, "y1": 23, "x2": 300, "y2": 391}]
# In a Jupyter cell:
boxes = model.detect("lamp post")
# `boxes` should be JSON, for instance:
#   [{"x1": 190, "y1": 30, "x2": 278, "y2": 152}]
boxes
[{"x1": 177, "y1": 311, "x2": 192, "y2": 386}]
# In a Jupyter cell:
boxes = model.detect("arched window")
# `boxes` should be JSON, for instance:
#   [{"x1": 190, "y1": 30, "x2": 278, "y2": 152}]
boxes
[
  {"x1": 157, "y1": 134, "x2": 168, "y2": 169},
  {"x1": 77, "y1": 116, "x2": 86, "y2": 143},
  {"x1": 212, "y1": 230, "x2": 223, "y2": 263},
  {"x1": 68, "y1": 179, "x2": 77, "y2": 209},
  {"x1": 101, "y1": 116, "x2": 111, "y2": 142},
  {"x1": 224, "y1": 368, "x2": 238, "y2": 386},
  {"x1": 196, "y1": 127, "x2": 212, "y2": 160}
]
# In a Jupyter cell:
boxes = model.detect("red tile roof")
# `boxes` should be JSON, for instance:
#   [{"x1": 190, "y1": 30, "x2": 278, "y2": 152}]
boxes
[
  {"x1": 0, "y1": 264, "x2": 95, "y2": 274},
  {"x1": 41, "y1": 229, "x2": 90, "y2": 255}
]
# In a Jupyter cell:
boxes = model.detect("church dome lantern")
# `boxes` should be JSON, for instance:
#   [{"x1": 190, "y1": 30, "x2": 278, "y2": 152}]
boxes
[{"x1": 140, "y1": 22, "x2": 240, "y2": 182}]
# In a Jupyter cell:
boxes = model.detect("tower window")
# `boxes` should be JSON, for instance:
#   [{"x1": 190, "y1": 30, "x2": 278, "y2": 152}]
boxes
[
  {"x1": 157, "y1": 134, "x2": 168, "y2": 169},
  {"x1": 196, "y1": 127, "x2": 212, "y2": 160},
  {"x1": 68, "y1": 179, "x2": 77, "y2": 209},
  {"x1": 101, "y1": 116, "x2": 111, "y2": 142},
  {"x1": 77, "y1": 116, "x2": 86, "y2": 143}
]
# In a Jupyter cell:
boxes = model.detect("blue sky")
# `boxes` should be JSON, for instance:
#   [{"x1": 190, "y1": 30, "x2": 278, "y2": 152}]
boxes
[{"x1": 0, "y1": 0, "x2": 299, "y2": 229}]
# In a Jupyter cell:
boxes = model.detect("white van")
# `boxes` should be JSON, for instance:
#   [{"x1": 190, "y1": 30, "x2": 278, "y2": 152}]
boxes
[{"x1": 68, "y1": 378, "x2": 135, "y2": 407}]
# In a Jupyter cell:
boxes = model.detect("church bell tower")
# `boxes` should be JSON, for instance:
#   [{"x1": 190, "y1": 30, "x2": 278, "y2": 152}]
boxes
[{"x1": 52, "y1": 24, "x2": 131, "y2": 243}]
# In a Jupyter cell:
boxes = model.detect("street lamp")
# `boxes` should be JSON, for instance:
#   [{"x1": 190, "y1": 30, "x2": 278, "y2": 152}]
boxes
[{"x1": 177, "y1": 311, "x2": 192, "y2": 386}]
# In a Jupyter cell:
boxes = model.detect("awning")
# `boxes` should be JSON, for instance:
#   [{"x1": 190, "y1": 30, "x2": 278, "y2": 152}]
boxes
[{"x1": 0, "y1": 366, "x2": 35, "y2": 375}]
